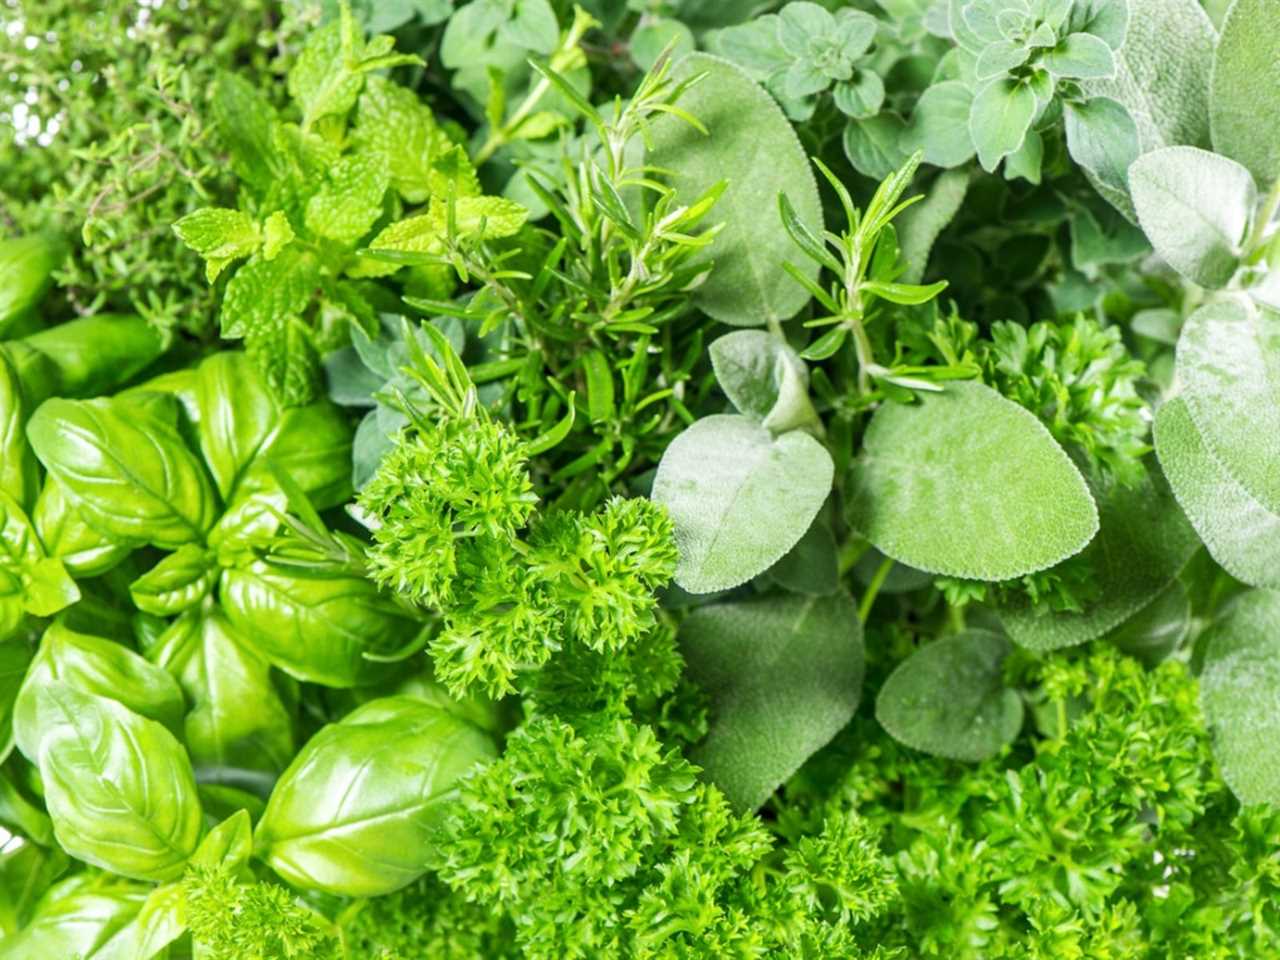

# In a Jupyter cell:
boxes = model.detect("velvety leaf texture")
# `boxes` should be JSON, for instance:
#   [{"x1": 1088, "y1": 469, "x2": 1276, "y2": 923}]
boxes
[
  {"x1": 1210, "y1": 0, "x2": 1280, "y2": 184},
  {"x1": 846, "y1": 381, "x2": 1099, "y2": 580}
]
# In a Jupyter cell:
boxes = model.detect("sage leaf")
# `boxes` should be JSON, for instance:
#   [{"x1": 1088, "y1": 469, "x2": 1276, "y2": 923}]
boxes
[
  {"x1": 896, "y1": 168, "x2": 969, "y2": 284},
  {"x1": 1129, "y1": 147, "x2": 1255, "y2": 288},
  {"x1": 1154, "y1": 396, "x2": 1280, "y2": 589},
  {"x1": 1199, "y1": 590, "x2": 1280, "y2": 805},
  {"x1": 846, "y1": 381, "x2": 1099, "y2": 581},
  {"x1": 1107, "y1": 578, "x2": 1191, "y2": 666},
  {"x1": 651, "y1": 414, "x2": 833, "y2": 594},
  {"x1": 876, "y1": 630, "x2": 1022, "y2": 762},
  {"x1": 1210, "y1": 0, "x2": 1280, "y2": 184},
  {"x1": 648, "y1": 54, "x2": 822, "y2": 327},
  {"x1": 680, "y1": 591, "x2": 864, "y2": 811},
  {"x1": 709, "y1": 330, "x2": 818, "y2": 433},
  {"x1": 1064, "y1": 97, "x2": 1140, "y2": 198}
]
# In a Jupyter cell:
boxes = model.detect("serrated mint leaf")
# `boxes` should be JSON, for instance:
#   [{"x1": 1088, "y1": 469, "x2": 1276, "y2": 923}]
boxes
[
  {"x1": 680, "y1": 591, "x2": 863, "y2": 811},
  {"x1": 1199, "y1": 590, "x2": 1280, "y2": 805},
  {"x1": 246, "y1": 316, "x2": 322, "y2": 407},
  {"x1": 355, "y1": 76, "x2": 451, "y2": 204},
  {"x1": 262, "y1": 212, "x2": 295, "y2": 260},
  {"x1": 846, "y1": 381, "x2": 1099, "y2": 581},
  {"x1": 211, "y1": 72, "x2": 279, "y2": 193},
  {"x1": 1176, "y1": 300, "x2": 1280, "y2": 515},
  {"x1": 647, "y1": 53, "x2": 823, "y2": 328},
  {"x1": 304, "y1": 154, "x2": 390, "y2": 245},
  {"x1": 172, "y1": 208, "x2": 260, "y2": 282},
  {"x1": 1154, "y1": 396, "x2": 1280, "y2": 589},
  {"x1": 651, "y1": 414, "x2": 833, "y2": 594},
  {"x1": 220, "y1": 248, "x2": 318, "y2": 340},
  {"x1": 1129, "y1": 147, "x2": 1255, "y2": 288},
  {"x1": 1209, "y1": 0, "x2": 1280, "y2": 185},
  {"x1": 876, "y1": 630, "x2": 1022, "y2": 762},
  {"x1": 996, "y1": 462, "x2": 1199, "y2": 652},
  {"x1": 969, "y1": 76, "x2": 1036, "y2": 172},
  {"x1": 288, "y1": 20, "x2": 364, "y2": 128}
]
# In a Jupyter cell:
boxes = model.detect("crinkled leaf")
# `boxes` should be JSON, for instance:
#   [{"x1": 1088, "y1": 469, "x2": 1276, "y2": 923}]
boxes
[
  {"x1": 172, "y1": 208, "x2": 260, "y2": 282},
  {"x1": 355, "y1": 76, "x2": 450, "y2": 204},
  {"x1": 304, "y1": 154, "x2": 390, "y2": 245}
]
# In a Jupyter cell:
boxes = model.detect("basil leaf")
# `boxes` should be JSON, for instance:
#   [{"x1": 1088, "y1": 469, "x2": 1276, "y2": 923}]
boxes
[
  {"x1": 0, "y1": 642, "x2": 30, "y2": 761},
  {"x1": 846, "y1": 381, "x2": 1099, "y2": 581},
  {"x1": 1199, "y1": 590, "x2": 1280, "y2": 805},
  {"x1": 679, "y1": 592, "x2": 864, "y2": 811},
  {"x1": 647, "y1": 53, "x2": 823, "y2": 327},
  {"x1": 90, "y1": 882, "x2": 187, "y2": 960},
  {"x1": 0, "y1": 876, "x2": 146, "y2": 960},
  {"x1": 33, "y1": 684, "x2": 202, "y2": 882},
  {"x1": 876, "y1": 630, "x2": 1023, "y2": 762},
  {"x1": 32, "y1": 477, "x2": 132, "y2": 579},
  {"x1": 27, "y1": 396, "x2": 218, "y2": 550},
  {"x1": 128, "y1": 545, "x2": 217, "y2": 617},
  {"x1": 256, "y1": 696, "x2": 496, "y2": 896},
  {"x1": 651, "y1": 414, "x2": 834, "y2": 594},
  {"x1": 0, "y1": 350, "x2": 39, "y2": 510}
]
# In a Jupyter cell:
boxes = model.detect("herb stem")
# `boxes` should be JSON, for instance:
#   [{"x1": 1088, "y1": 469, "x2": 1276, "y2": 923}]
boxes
[
  {"x1": 858, "y1": 554, "x2": 894, "y2": 623},
  {"x1": 1246, "y1": 176, "x2": 1280, "y2": 260}
]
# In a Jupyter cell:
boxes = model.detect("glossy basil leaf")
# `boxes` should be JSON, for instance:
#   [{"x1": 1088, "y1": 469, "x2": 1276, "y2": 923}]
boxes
[
  {"x1": 996, "y1": 462, "x2": 1199, "y2": 651},
  {"x1": 27, "y1": 396, "x2": 218, "y2": 550},
  {"x1": 0, "y1": 875, "x2": 146, "y2": 960},
  {"x1": 876, "y1": 630, "x2": 1023, "y2": 762},
  {"x1": 647, "y1": 53, "x2": 823, "y2": 327},
  {"x1": 651, "y1": 414, "x2": 834, "y2": 594},
  {"x1": 194, "y1": 351, "x2": 352, "y2": 511},
  {"x1": 1176, "y1": 300, "x2": 1280, "y2": 514},
  {"x1": 32, "y1": 477, "x2": 133, "y2": 578},
  {"x1": 189, "y1": 809, "x2": 253, "y2": 872},
  {"x1": 129, "y1": 544, "x2": 217, "y2": 617},
  {"x1": 1199, "y1": 590, "x2": 1280, "y2": 804},
  {"x1": 846, "y1": 381, "x2": 1099, "y2": 580},
  {"x1": 0, "y1": 491, "x2": 79, "y2": 624},
  {"x1": 13, "y1": 620, "x2": 186, "y2": 762},
  {"x1": 0, "y1": 766, "x2": 52, "y2": 845},
  {"x1": 1129, "y1": 147, "x2": 1255, "y2": 288},
  {"x1": 680, "y1": 591, "x2": 863, "y2": 811},
  {"x1": 256, "y1": 696, "x2": 496, "y2": 896},
  {"x1": 90, "y1": 882, "x2": 186, "y2": 960},
  {"x1": 0, "y1": 641, "x2": 31, "y2": 759},
  {"x1": 1210, "y1": 0, "x2": 1280, "y2": 185},
  {"x1": 1154, "y1": 396, "x2": 1280, "y2": 588},
  {"x1": 709, "y1": 330, "x2": 819, "y2": 433},
  {"x1": 17, "y1": 314, "x2": 166, "y2": 400},
  {"x1": 33, "y1": 684, "x2": 203, "y2": 881},
  {"x1": 220, "y1": 562, "x2": 412, "y2": 686},
  {"x1": 149, "y1": 609, "x2": 294, "y2": 775},
  {"x1": 0, "y1": 840, "x2": 68, "y2": 936},
  {"x1": 0, "y1": 234, "x2": 64, "y2": 335},
  {"x1": 0, "y1": 350, "x2": 39, "y2": 510}
]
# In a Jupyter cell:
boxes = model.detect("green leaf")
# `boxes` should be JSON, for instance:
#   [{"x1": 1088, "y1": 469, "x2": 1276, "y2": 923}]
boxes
[
  {"x1": 630, "y1": 17, "x2": 695, "y2": 71},
  {"x1": 129, "y1": 545, "x2": 216, "y2": 617},
  {"x1": 1082, "y1": 0, "x2": 1215, "y2": 155},
  {"x1": 895, "y1": 168, "x2": 969, "y2": 284},
  {"x1": 0, "y1": 642, "x2": 32, "y2": 759},
  {"x1": 969, "y1": 77, "x2": 1036, "y2": 172},
  {"x1": 32, "y1": 477, "x2": 132, "y2": 578},
  {"x1": 0, "y1": 877, "x2": 146, "y2": 960},
  {"x1": 1210, "y1": 0, "x2": 1280, "y2": 184},
  {"x1": 1042, "y1": 31, "x2": 1115, "y2": 79},
  {"x1": 1199, "y1": 590, "x2": 1280, "y2": 805},
  {"x1": 995, "y1": 462, "x2": 1199, "y2": 651},
  {"x1": 1064, "y1": 96, "x2": 1139, "y2": 199},
  {"x1": 0, "y1": 351, "x2": 39, "y2": 510},
  {"x1": 33, "y1": 684, "x2": 202, "y2": 882},
  {"x1": 288, "y1": 20, "x2": 364, "y2": 128},
  {"x1": 172, "y1": 208, "x2": 260, "y2": 282},
  {"x1": 904, "y1": 81, "x2": 975, "y2": 169},
  {"x1": 651, "y1": 414, "x2": 834, "y2": 594},
  {"x1": 832, "y1": 71, "x2": 885, "y2": 120},
  {"x1": 680, "y1": 591, "x2": 864, "y2": 811},
  {"x1": 0, "y1": 234, "x2": 66, "y2": 336},
  {"x1": 304, "y1": 154, "x2": 390, "y2": 245},
  {"x1": 764, "y1": 508, "x2": 839, "y2": 596},
  {"x1": 354, "y1": 76, "x2": 450, "y2": 204},
  {"x1": 261, "y1": 212, "x2": 295, "y2": 260},
  {"x1": 709, "y1": 330, "x2": 818, "y2": 434},
  {"x1": 1176, "y1": 300, "x2": 1280, "y2": 515},
  {"x1": 246, "y1": 315, "x2": 323, "y2": 407},
  {"x1": 1154, "y1": 395, "x2": 1280, "y2": 589},
  {"x1": 256, "y1": 696, "x2": 496, "y2": 896},
  {"x1": 647, "y1": 53, "x2": 823, "y2": 327},
  {"x1": 875, "y1": 630, "x2": 1022, "y2": 762},
  {"x1": 211, "y1": 72, "x2": 279, "y2": 193},
  {"x1": 1107, "y1": 577, "x2": 1191, "y2": 666},
  {"x1": 91, "y1": 882, "x2": 187, "y2": 960},
  {"x1": 13, "y1": 619, "x2": 186, "y2": 762},
  {"x1": 220, "y1": 248, "x2": 319, "y2": 341},
  {"x1": 842, "y1": 112, "x2": 910, "y2": 180},
  {"x1": 1129, "y1": 147, "x2": 1255, "y2": 288},
  {"x1": 846, "y1": 381, "x2": 1099, "y2": 580},
  {"x1": 149, "y1": 609, "x2": 294, "y2": 775},
  {"x1": 27, "y1": 396, "x2": 218, "y2": 550}
]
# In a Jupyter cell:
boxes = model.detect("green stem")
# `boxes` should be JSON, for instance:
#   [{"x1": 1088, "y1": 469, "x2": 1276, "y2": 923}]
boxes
[
  {"x1": 858, "y1": 554, "x2": 894, "y2": 623},
  {"x1": 1246, "y1": 176, "x2": 1280, "y2": 260}
]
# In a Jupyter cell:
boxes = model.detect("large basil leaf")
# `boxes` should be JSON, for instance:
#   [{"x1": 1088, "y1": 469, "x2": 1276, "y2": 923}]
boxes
[
  {"x1": 33, "y1": 684, "x2": 203, "y2": 882},
  {"x1": 1199, "y1": 590, "x2": 1280, "y2": 805},
  {"x1": 1176, "y1": 299, "x2": 1280, "y2": 513},
  {"x1": 0, "y1": 840, "x2": 68, "y2": 936},
  {"x1": 995, "y1": 462, "x2": 1199, "y2": 651},
  {"x1": 846, "y1": 381, "x2": 1099, "y2": 580},
  {"x1": 149, "y1": 609, "x2": 294, "y2": 775},
  {"x1": 27, "y1": 396, "x2": 218, "y2": 549},
  {"x1": 129, "y1": 545, "x2": 217, "y2": 617},
  {"x1": 651, "y1": 414, "x2": 833, "y2": 593},
  {"x1": 1210, "y1": 0, "x2": 1280, "y2": 185},
  {"x1": 0, "y1": 234, "x2": 64, "y2": 336},
  {"x1": 647, "y1": 53, "x2": 822, "y2": 327},
  {"x1": 875, "y1": 630, "x2": 1023, "y2": 762},
  {"x1": 17, "y1": 314, "x2": 166, "y2": 399},
  {"x1": 0, "y1": 491, "x2": 78, "y2": 631},
  {"x1": 13, "y1": 620, "x2": 186, "y2": 762},
  {"x1": 0, "y1": 875, "x2": 146, "y2": 960},
  {"x1": 90, "y1": 882, "x2": 186, "y2": 960},
  {"x1": 220, "y1": 562, "x2": 413, "y2": 687},
  {"x1": 0, "y1": 351, "x2": 38, "y2": 510},
  {"x1": 1128, "y1": 148, "x2": 1255, "y2": 288},
  {"x1": 0, "y1": 642, "x2": 31, "y2": 760},
  {"x1": 256, "y1": 696, "x2": 496, "y2": 896},
  {"x1": 679, "y1": 591, "x2": 863, "y2": 811},
  {"x1": 1154, "y1": 396, "x2": 1280, "y2": 588},
  {"x1": 194, "y1": 352, "x2": 352, "y2": 510},
  {"x1": 32, "y1": 477, "x2": 132, "y2": 578}
]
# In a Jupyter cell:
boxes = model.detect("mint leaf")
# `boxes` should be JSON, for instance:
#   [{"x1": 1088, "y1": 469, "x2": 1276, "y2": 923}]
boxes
[
  {"x1": 173, "y1": 208, "x2": 261, "y2": 282},
  {"x1": 304, "y1": 154, "x2": 390, "y2": 245}
]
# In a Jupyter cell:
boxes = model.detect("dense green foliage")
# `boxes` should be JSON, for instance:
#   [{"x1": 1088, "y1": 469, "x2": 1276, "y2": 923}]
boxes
[{"x1": 2, "y1": 0, "x2": 1280, "y2": 956}]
